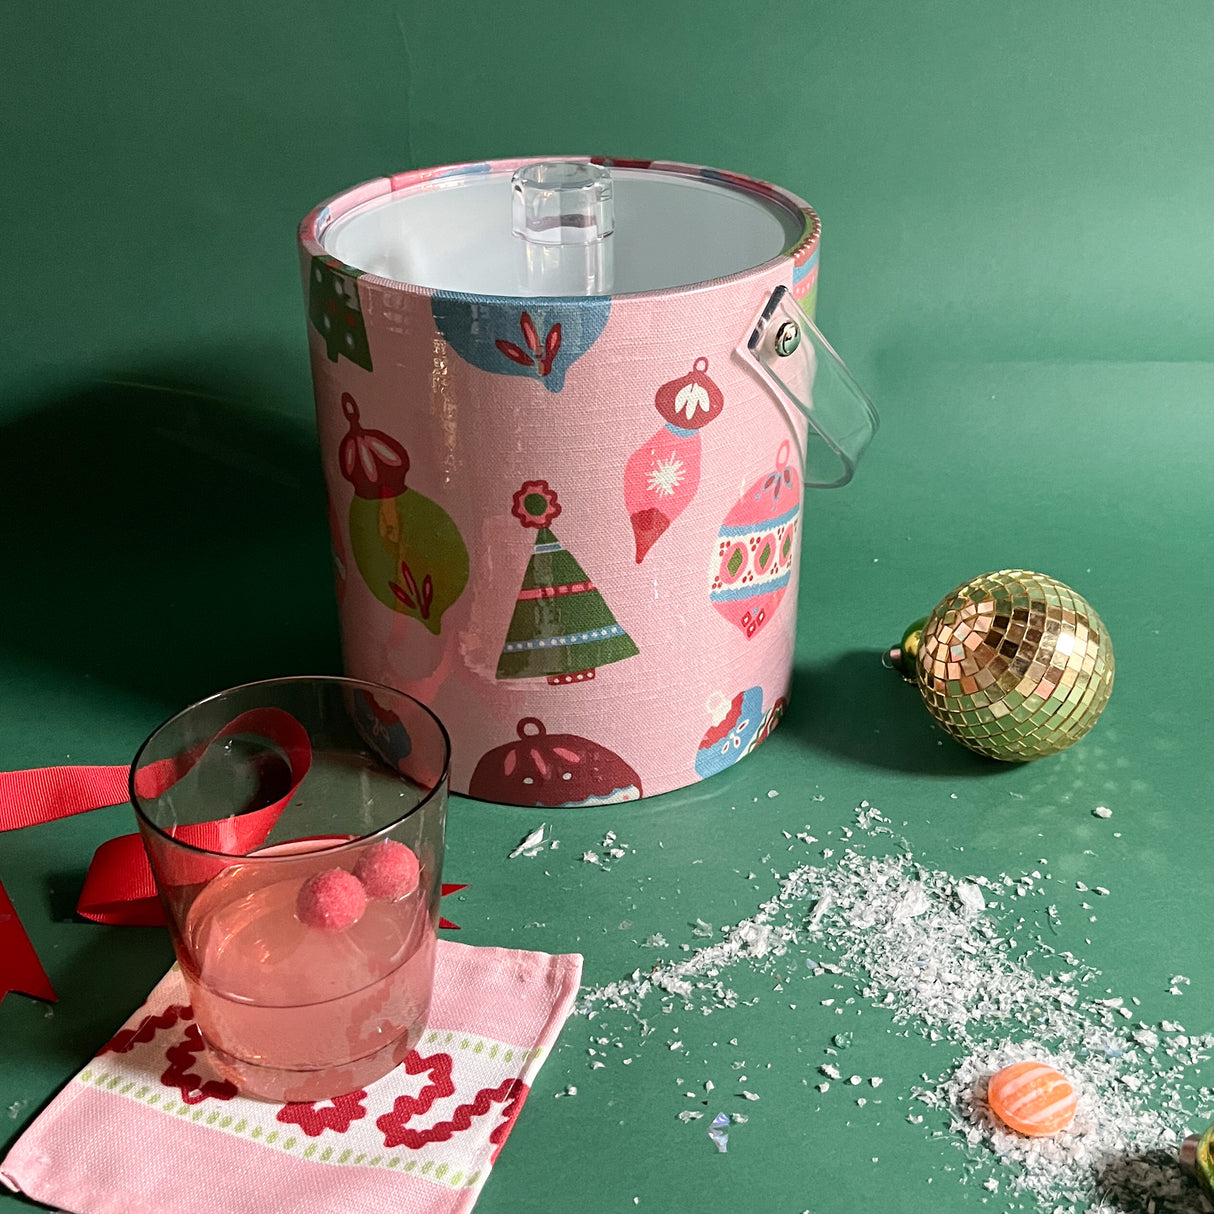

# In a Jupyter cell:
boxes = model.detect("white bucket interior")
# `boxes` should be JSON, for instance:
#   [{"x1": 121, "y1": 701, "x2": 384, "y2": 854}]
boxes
[{"x1": 320, "y1": 164, "x2": 804, "y2": 297}]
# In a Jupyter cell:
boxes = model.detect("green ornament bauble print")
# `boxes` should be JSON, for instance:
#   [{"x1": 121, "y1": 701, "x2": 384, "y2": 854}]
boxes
[
  {"x1": 339, "y1": 393, "x2": 468, "y2": 635},
  {"x1": 498, "y1": 481, "x2": 639, "y2": 684},
  {"x1": 309, "y1": 255, "x2": 373, "y2": 370}
]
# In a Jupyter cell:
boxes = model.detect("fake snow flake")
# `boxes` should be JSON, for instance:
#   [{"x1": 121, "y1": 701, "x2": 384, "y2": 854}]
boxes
[
  {"x1": 581, "y1": 851, "x2": 601, "y2": 865},
  {"x1": 955, "y1": 882, "x2": 986, "y2": 915},
  {"x1": 575, "y1": 804, "x2": 1214, "y2": 1211},
  {"x1": 509, "y1": 825, "x2": 548, "y2": 858},
  {"x1": 554, "y1": 1085, "x2": 577, "y2": 1097},
  {"x1": 892, "y1": 881, "x2": 931, "y2": 920},
  {"x1": 1093, "y1": 806, "x2": 1113, "y2": 818},
  {"x1": 708, "y1": 1112, "x2": 730, "y2": 1152},
  {"x1": 677, "y1": 1110, "x2": 703, "y2": 1122}
]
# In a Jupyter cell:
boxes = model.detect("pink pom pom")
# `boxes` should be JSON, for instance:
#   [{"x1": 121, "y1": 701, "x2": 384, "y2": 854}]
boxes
[
  {"x1": 296, "y1": 868, "x2": 367, "y2": 931},
  {"x1": 353, "y1": 839, "x2": 420, "y2": 901}
]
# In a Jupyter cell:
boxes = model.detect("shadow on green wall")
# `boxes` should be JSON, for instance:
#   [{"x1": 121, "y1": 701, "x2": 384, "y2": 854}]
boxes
[{"x1": 0, "y1": 357, "x2": 342, "y2": 710}]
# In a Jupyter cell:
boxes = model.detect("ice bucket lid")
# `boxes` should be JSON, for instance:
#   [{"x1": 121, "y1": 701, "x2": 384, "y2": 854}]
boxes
[{"x1": 312, "y1": 158, "x2": 815, "y2": 298}]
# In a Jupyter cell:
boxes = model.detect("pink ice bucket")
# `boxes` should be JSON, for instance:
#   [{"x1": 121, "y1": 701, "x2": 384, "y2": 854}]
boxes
[{"x1": 298, "y1": 157, "x2": 877, "y2": 804}]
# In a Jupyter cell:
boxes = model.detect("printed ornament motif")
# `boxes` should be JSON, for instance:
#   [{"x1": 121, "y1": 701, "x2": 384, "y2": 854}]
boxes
[
  {"x1": 339, "y1": 393, "x2": 469, "y2": 636},
  {"x1": 308, "y1": 255, "x2": 373, "y2": 370},
  {"x1": 469, "y1": 718, "x2": 643, "y2": 807},
  {"x1": 497, "y1": 481, "x2": 638, "y2": 684},
  {"x1": 695, "y1": 687, "x2": 765, "y2": 779},
  {"x1": 431, "y1": 297, "x2": 610, "y2": 393},
  {"x1": 623, "y1": 357, "x2": 725, "y2": 562},
  {"x1": 350, "y1": 687, "x2": 414, "y2": 772},
  {"x1": 890, "y1": 569, "x2": 1115, "y2": 761},
  {"x1": 693, "y1": 689, "x2": 786, "y2": 779},
  {"x1": 709, "y1": 440, "x2": 801, "y2": 639}
]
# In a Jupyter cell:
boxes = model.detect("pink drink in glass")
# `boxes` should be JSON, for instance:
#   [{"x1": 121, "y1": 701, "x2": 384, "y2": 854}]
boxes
[{"x1": 181, "y1": 841, "x2": 435, "y2": 1103}]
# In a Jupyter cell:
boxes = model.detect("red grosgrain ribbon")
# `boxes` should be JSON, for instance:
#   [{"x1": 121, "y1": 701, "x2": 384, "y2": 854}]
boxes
[{"x1": 0, "y1": 709, "x2": 312, "y2": 1005}]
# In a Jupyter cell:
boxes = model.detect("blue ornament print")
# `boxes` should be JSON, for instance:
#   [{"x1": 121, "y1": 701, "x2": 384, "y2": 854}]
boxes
[
  {"x1": 431, "y1": 296, "x2": 610, "y2": 393},
  {"x1": 695, "y1": 686, "x2": 765, "y2": 779}
]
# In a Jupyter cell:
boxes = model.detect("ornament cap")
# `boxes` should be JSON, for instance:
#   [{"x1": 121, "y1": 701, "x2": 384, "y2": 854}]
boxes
[{"x1": 886, "y1": 618, "x2": 926, "y2": 680}]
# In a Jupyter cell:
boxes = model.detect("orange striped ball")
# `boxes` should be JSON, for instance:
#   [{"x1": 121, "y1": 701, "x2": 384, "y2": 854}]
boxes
[{"x1": 987, "y1": 1060, "x2": 1077, "y2": 1136}]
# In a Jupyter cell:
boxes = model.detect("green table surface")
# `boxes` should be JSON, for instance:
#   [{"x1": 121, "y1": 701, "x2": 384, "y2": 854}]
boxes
[{"x1": 4, "y1": 4, "x2": 1214, "y2": 1212}]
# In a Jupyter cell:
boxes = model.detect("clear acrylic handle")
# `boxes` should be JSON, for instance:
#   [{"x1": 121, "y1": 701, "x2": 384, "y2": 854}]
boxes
[{"x1": 739, "y1": 285, "x2": 879, "y2": 488}]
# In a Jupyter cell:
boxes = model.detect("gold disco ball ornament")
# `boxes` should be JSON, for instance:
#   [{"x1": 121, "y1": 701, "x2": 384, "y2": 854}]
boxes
[{"x1": 889, "y1": 570, "x2": 1115, "y2": 761}]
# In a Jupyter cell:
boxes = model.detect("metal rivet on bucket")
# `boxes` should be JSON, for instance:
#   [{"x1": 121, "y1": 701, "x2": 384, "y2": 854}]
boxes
[{"x1": 774, "y1": 320, "x2": 801, "y2": 357}]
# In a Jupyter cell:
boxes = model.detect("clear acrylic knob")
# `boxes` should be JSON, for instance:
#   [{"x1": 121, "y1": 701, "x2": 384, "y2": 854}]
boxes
[{"x1": 511, "y1": 160, "x2": 614, "y2": 296}]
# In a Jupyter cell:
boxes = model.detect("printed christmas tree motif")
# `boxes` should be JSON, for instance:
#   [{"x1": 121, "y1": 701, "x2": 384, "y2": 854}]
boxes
[
  {"x1": 709, "y1": 440, "x2": 802, "y2": 640},
  {"x1": 694, "y1": 687, "x2": 765, "y2": 779},
  {"x1": 624, "y1": 357, "x2": 725, "y2": 562},
  {"x1": 431, "y1": 296, "x2": 610, "y2": 393},
  {"x1": 469, "y1": 717, "x2": 643, "y2": 806},
  {"x1": 161, "y1": 1022, "x2": 239, "y2": 1105},
  {"x1": 339, "y1": 393, "x2": 469, "y2": 636},
  {"x1": 308, "y1": 255, "x2": 373, "y2": 370},
  {"x1": 497, "y1": 481, "x2": 638, "y2": 683},
  {"x1": 277, "y1": 1091, "x2": 369, "y2": 1137}
]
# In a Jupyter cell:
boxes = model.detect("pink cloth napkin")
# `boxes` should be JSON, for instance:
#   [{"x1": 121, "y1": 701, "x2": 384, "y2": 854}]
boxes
[{"x1": 2, "y1": 940, "x2": 583, "y2": 1214}]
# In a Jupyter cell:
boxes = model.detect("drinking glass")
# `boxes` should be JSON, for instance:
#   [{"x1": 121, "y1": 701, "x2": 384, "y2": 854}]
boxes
[{"x1": 131, "y1": 675, "x2": 449, "y2": 1102}]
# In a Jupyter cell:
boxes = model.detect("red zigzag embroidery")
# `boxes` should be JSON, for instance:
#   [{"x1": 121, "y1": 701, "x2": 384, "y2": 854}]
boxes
[
  {"x1": 98, "y1": 1004, "x2": 193, "y2": 1055},
  {"x1": 376, "y1": 1049, "x2": 525, "y2": 1149}
]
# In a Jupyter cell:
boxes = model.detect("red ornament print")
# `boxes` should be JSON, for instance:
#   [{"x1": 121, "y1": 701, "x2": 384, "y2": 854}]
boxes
[
  {"x1": 624, "y1": 358, "x2": 724, "y2": 562},
  {"x1": 338, "y1": 393, "x2": 410, "y2": 499}
]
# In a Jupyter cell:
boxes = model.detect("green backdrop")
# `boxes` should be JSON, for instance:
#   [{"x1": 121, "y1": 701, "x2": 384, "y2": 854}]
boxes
[{"x1": 3, "y1": 3, "x2": 1213, "y2": 1211}]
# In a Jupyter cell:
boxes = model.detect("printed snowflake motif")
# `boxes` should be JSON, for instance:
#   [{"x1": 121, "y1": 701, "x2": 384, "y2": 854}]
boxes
[{"x1": 646, "y1": 455, "x2": 686, "y2": 498}]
